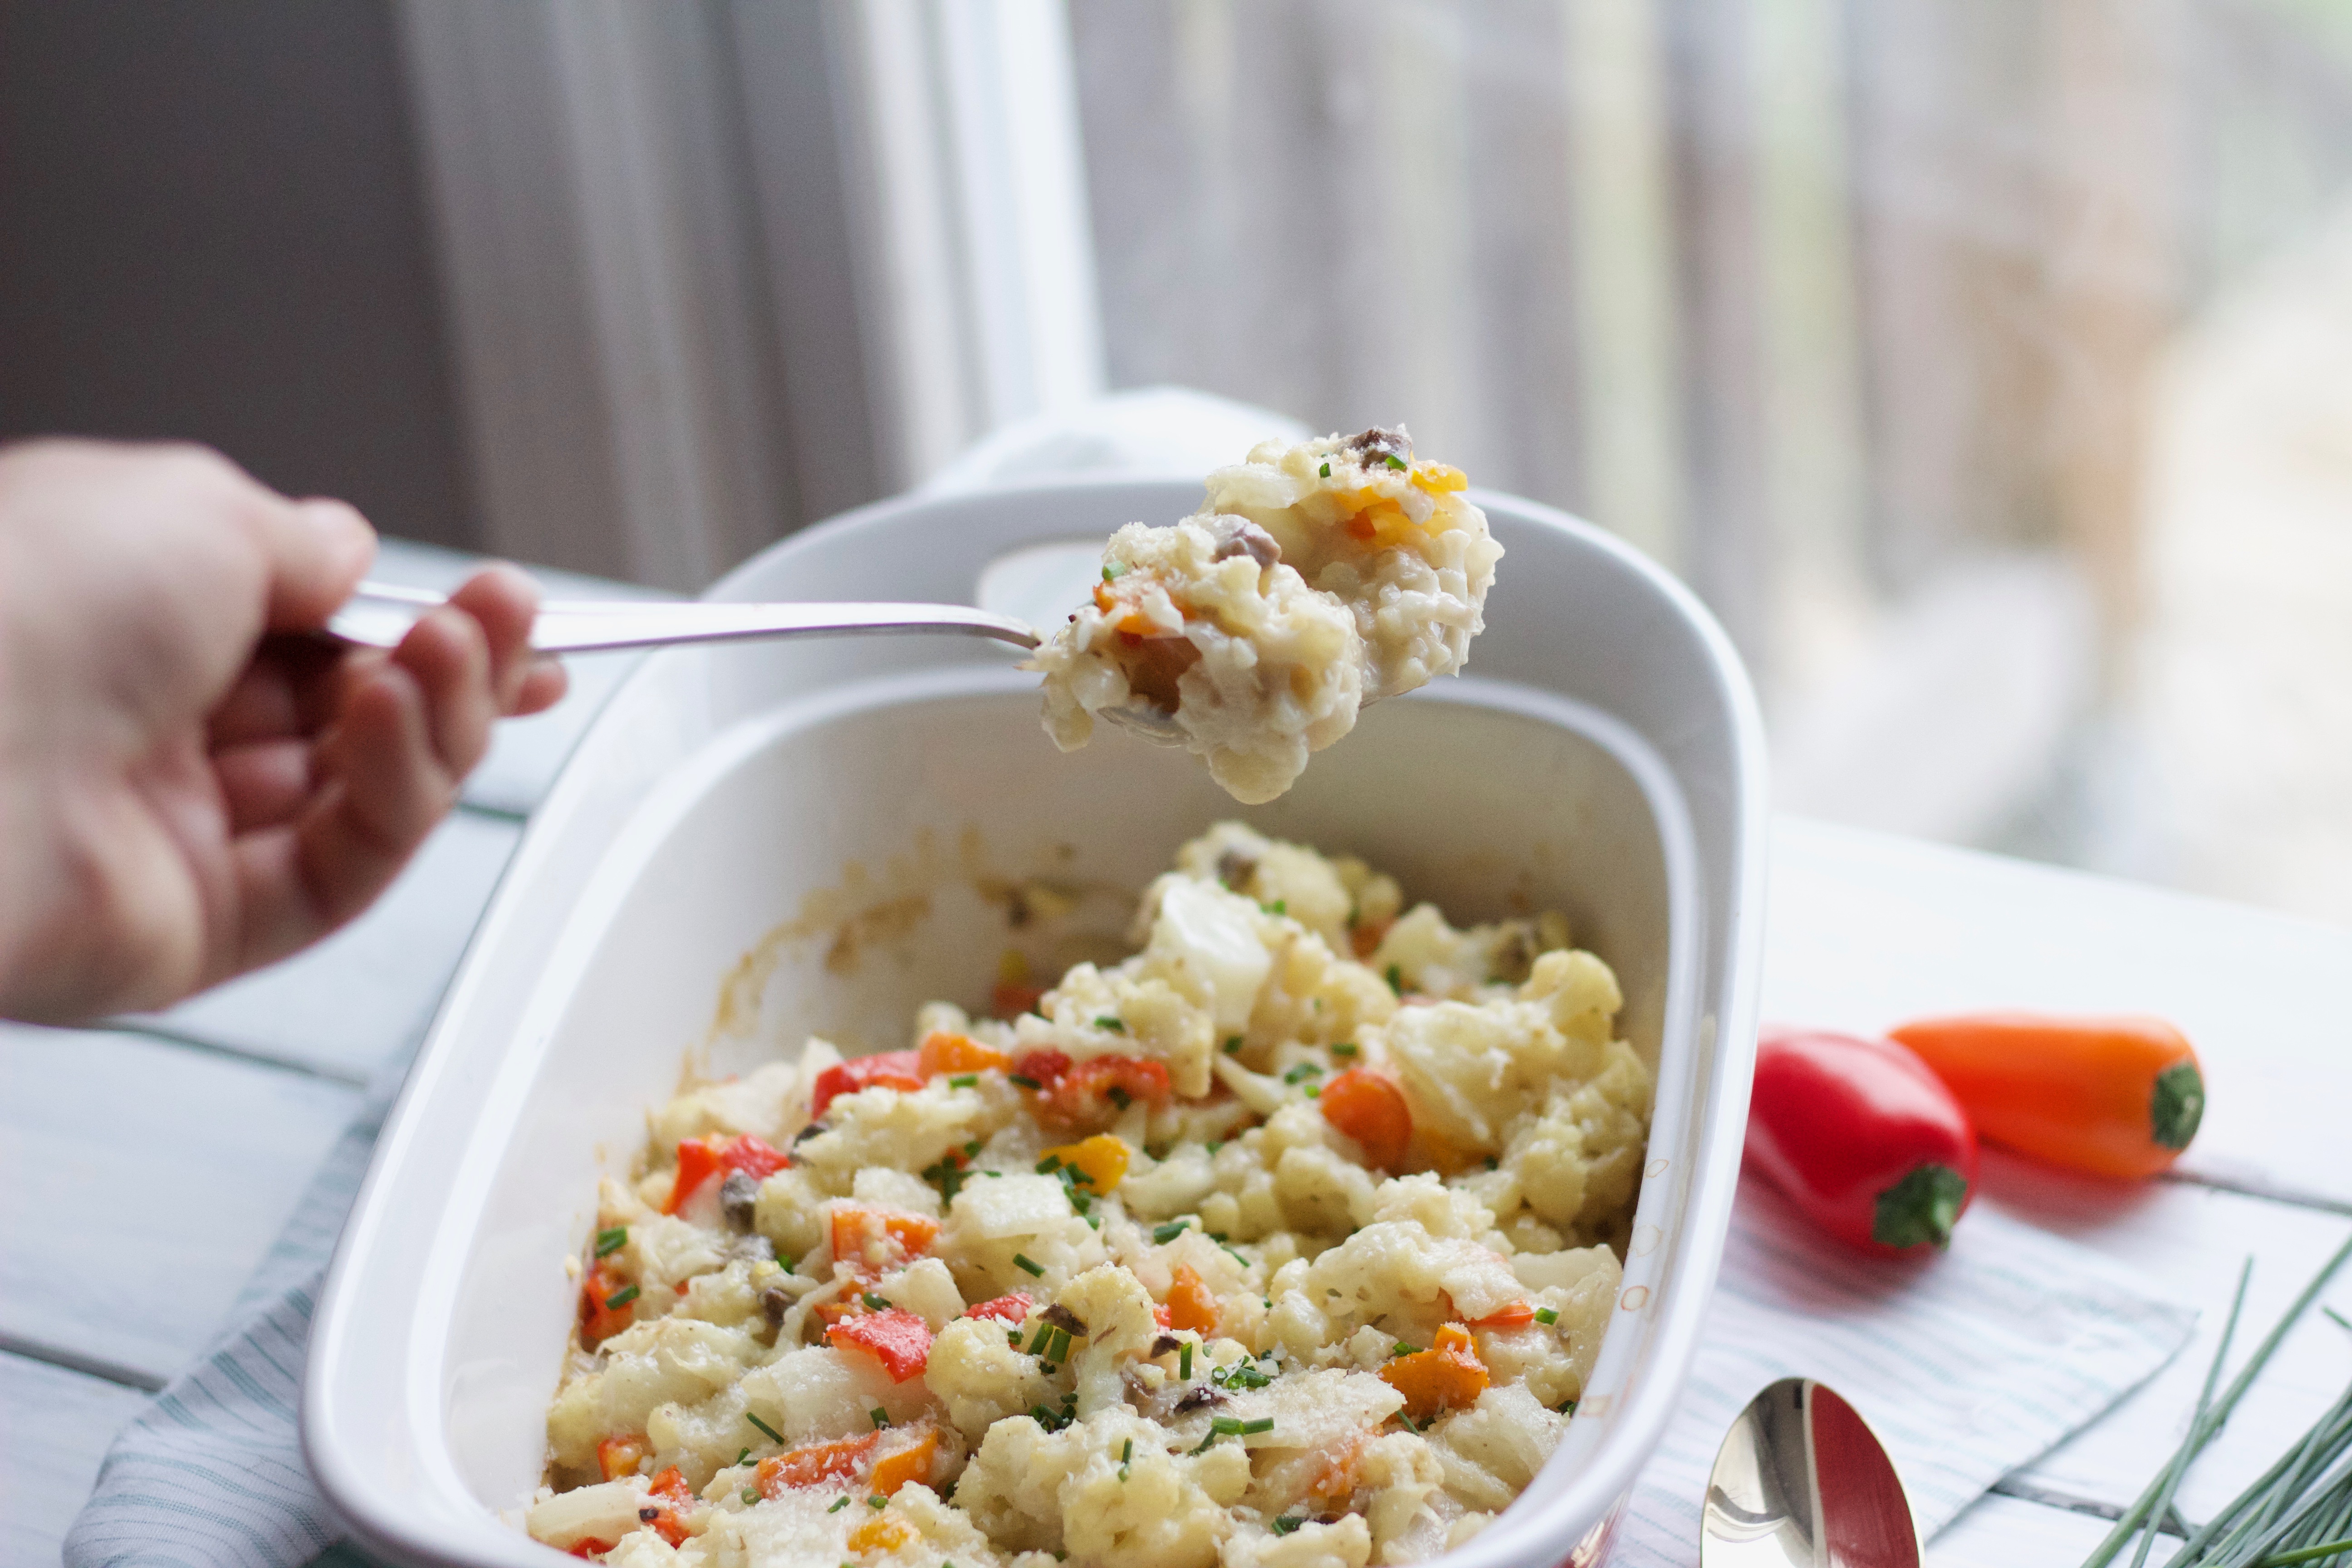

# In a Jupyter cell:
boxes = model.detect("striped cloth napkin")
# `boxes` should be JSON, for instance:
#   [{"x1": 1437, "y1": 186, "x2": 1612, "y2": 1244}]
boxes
[
  {"x1": 64, "y1": 1124, "x2": 2193, "y2": 1568},
  {"x1": 1613, "y1": 1180, "x2": 2197, "y2": 1564}
]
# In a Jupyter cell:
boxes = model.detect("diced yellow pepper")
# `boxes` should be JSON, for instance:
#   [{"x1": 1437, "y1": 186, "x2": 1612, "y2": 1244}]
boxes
[
  {"x1": 1040, "y1": 1133, "x2": 1129, "y2": 1194},
  {"x1": 1411, "y1": 462, "x2": 1469, "y2": 494},
  {"x1": 848, "y1": 1514, "x2": 916, "y2": 1553}
]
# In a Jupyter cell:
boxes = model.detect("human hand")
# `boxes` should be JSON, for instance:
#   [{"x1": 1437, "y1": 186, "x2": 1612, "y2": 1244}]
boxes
[{"x1": 0, "y1": 439, "x2": 567, "y2": 1024}]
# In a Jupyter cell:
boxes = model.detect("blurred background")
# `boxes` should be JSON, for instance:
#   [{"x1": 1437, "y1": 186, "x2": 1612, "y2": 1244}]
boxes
[{"x1": 4, "y1": 0, "x2": 2348, "y2": 922}]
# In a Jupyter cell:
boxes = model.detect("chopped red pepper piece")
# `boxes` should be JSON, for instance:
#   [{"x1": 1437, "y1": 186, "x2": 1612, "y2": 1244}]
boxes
[
  {"x1": 1011, "y1": 1048, "x2": 1072, "y2": 1087},
  {"x1": 1033, "y1": 1054, "x2": 1171, "y2": 1131},
  {"x1": 827, "y1": 1308, "x2": 934, "y2": 1382},
  {"x1": 829, "y1": 1208, "x2": 940, "y2": 1281},
  {"x1": 662, "y1": 1132, "x2": 791, "y2": 1215},
  {"x1": 812, "y1": 1050, "x2": 926, "y2": 1118},
  {"x1": 568, "y1": 1539, "x2": 617, "y2": 1559},
  {"x1": 991, "y1": 980, "x2": 1046, "y2": 1019},
  {"x1": 963, "y1": 1292, "x2": 1034, "y2": 1325},
  {"x1": 639, "y1": 1467, "x2": 693, "y2": 1545},
  {"x1": 579, "y1": 1261, "x2": 634, "y2": 1348},
  {"x1": 756, "y1": 1431, "x2": 880, "y2": 1496}
]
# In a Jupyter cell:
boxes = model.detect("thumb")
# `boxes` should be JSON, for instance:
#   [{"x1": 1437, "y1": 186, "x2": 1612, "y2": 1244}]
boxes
[{"x1": 248, "y1": 495, "x2": 378, "y2": 632}]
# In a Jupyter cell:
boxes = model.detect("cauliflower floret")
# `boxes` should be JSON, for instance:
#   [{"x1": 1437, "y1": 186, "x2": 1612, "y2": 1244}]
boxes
[
  {"x1": 525, "y1": 1478, "x2": 653, "y2": 1552},
  {"x1": 925, "y1": 1315, "x2": 1062, "y2": 1441},
  {"x1": 647, "y1": 1059, "x2": 808, "y2": 1150},
  {"x1": 545, "y1": 1316, "x2": 762, "y2": 1477},
  {"x1": 1227, "y1": 1515, "x2": 1373, "y2": 1568},
  {"x1": 794, "y1": 1080, "x2": 1009, "y2": 1192},
  {"x1": 1429, "y1": 1384, "x2": 1567, "y2": 1513},
  {"x1": 945, "y1": 1174, "x2": 1107, "y2": 1299},
  {"x1": 957, "y1": 1410, "x2": 1247, "y2": 1568},
  {"x1": 1294, "y1": 1220, "x2": 1524, "y2": 1349}
]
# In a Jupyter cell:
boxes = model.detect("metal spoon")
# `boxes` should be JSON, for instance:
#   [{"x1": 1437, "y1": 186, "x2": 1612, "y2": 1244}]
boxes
[
  {"x1": 328, "y1": 581, "x2": 1041, "y2": 655},
  {"x1": 1702, "y1": 1377, "x2": 1921, "y2": 1568}
]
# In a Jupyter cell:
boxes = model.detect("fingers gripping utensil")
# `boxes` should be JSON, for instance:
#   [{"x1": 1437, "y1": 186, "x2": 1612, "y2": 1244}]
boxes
[{"x1": 1703, "y1": 1378, "x2": 1920, "y2": 1568}]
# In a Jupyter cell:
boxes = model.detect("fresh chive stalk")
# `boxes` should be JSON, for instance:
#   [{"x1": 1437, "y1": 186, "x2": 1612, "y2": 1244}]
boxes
[
  {"x1": 746, "y1": 1411, "x2": 784, "y2": 1443},
  {"x1": 1014, "y1": 1253, "x2": 1045, "y2": 1277},
  {"x1": 593, "y1": 1226, "x2": 627, "y2": 1258},
  {"x1": 2082, "y1": 1230, "x2": 2352, "y2": 1568}
]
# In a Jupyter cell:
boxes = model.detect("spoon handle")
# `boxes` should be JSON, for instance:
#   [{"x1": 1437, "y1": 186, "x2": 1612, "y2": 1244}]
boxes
[{"x1": 329, "y1": 583, "x2": 1042, "y2": 655}]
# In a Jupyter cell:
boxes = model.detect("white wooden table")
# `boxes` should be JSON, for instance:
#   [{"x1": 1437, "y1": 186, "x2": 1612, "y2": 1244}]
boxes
[{"x1": 5, "y1": 544, "x2": 2348, "y2": 1567}]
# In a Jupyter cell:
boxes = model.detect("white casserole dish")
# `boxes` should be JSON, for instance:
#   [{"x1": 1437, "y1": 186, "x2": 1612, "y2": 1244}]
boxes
[{"x1": 305, "y1": 479, "x2": 1767, "y2": 1567}]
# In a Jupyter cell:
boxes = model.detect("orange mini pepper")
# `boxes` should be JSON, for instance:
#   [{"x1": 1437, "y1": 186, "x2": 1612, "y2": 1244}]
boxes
[
  {"x1": 1887, "y1": 1012, "x2": 2205, "y2": 1180},
  {"x1": 1319, "y1": 1067, "x2": 1412, "y2": 1171}
]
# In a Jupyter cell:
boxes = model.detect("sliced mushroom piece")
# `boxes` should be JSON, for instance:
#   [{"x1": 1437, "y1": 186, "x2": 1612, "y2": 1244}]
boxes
[
  {"x1": 1208, "y1": 515, "x2": 1281, "y2": 570},
  {"x1": 720, "y1": 1171, "x2": 760, "y2": 1228}
]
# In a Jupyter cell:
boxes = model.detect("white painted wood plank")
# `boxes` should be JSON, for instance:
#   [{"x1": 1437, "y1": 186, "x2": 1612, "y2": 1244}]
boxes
[
  {"x1": 1932, "y1": 1492, "x2": 2119, "y2": 1566},
  {"x1": 0, "y1": 1028, "x2": 358, "y2": 1388},
  {"x1": 1975, "y1": 1150, "x2": 2352, "y2": 1529},
  {"x1": 0, "y1": 1351, "x2": 152, "y2": 1566},
  {"x1": 129, "y1": 809, "x2": 520, "y2": 1081},
  {"x1": 1769, "y1": 816, "x2": 2352, "y2": 1206},
  {"x1": 372, "y1": 537, "x2": 662, "y2": 817}
]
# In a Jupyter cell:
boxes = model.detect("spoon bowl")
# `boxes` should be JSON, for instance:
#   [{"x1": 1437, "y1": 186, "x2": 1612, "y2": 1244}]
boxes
[{"x1": 1703, "y1": 1377, "x2": 1920, "y2": 1568}]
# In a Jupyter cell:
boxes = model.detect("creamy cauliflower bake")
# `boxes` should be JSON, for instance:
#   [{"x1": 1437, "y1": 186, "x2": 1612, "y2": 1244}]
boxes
[
  {"x1": 1029, "y1": 430, "x2": 1503, "y2": 805},
  {"x1": 530, "y1": 824, "x2": 1650, "y2": 1568}
]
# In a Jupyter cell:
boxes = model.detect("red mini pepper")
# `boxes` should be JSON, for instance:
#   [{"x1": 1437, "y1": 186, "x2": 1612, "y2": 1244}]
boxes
[
  {"x1": 1746, "y1": 1025, "x2": 1979, "y2": 1256},
  {"x1": 827, "y1": 1308, "x2": 934, "y2": 1381}
]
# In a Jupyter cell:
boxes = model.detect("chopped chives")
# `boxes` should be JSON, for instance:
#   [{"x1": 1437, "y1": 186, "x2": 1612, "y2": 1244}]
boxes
[
  {"x1": 1535, "y1": 1307, "x2": 1559, "y2": 1325},
  {"x1": 828, "y1": 1496, "x2": 850, "y2": 1513},
  {"x1": 1282, "y1": 1062, "x2": 1324, "y2": 1083},
  {"x1": 1108, "y1": 1086, "x2": 1132, "y2": 1110},
  {"x1": 949, "y1": 1073, "x2": 979, "y2": 1088},
  {"x1": 867, "y1": 1494, "x2": 887, "y2": 1509},
  {"x1": 736, "y1": 1446, "x2": 751, "y2": 1465},
  {"x1": 1009, "y1": 1075, "x2": 1043, "y2": 1090},
  {"x1": 1210, "y1": 1417, "x2": 1245, "y2": 1435},
  {"x1": 1102, "y1": 562, "x2": 1128, "y2": 582},
  {"x1": 742, "y1": 1485, "x2": 760, "y2": 1504},
  {"x1": 1260, "y1": 900, "x2": 1287, "y2": 916},
  {"x1": 1385, "y1": 453, "x2": 1408, "y2": 470},
  {"x1": 593, "y1": 1226, "x2": 627, "y2": 1258},
  {"x1": 1223, "y1": 1037, "x2": 1243, "y2": 1055},
  {"x1": 1037, "y1": 1155, "x2": 1064, "y2": 1175},
  {"x1": 1014, "y1": 1253, "x2": 1045, "y2": 1277},
  {"x1": 1094, "y1": 1016, "x2": 1125, "y2": 1033},
  {"x1": 1153, "y1": 1220, "x2": 1190, "y2": 1245},
  {"x1": 1272, "y1": 1516, "x2": 1303, "y2": 1536},
  {"x1": 1180, "y1": 1343, "x2": 1194, "y2": 1378},
  {"x1": 1304, "y1": 1085, "x2": 1320, "y2": 1098},
  {"x1": 1393, "y1": 1341, "x2": 1415, "y2": 1357},
  {"x1": 1331, "y1": 1043, "x2": 1358, "y2": 1057},
  {"x1": 1319, "y1": 461, "x2": 1331, "y2": 477},
  {"x1": 964, "y1": 1139, "x2": 983, "y2": 1156},
  {"x1": 746, "y1": 1411, "x2": 784, "y2": 1443},
  {"x1": 1240, "y1": 1417, "x2": 1274, "y2": 1434},
  {"x1": 1121, "y1": 1438, "x2": 1133, "y2": 1464},
  {"x1": 1029, "y1": 1322, "x2": 1056, "y2": 1356},
  {"x1": 862, "y1": 1292, "x2": 890, "y2": 1310},
  {"x1": 1385, "y1": 963, "x2": 1403, "y2": 995},
  {"x1": 603, "y1": 1283, "x2": 640, "y2": 1308},
  {"x1": 1204, "y1": 1141, "x2": 1223, "y2": 1156},
  {"x1": 868, "y1": 1407, "x2": 889, "y2": 1429},
  {"x1": 1558, "y1": 1400, "x2": 1577, "y2": 1415}
]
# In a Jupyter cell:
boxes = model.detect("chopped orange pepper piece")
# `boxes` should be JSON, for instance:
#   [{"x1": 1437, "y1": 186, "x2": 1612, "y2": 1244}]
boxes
[
  {"x1": 1379, "y1": 1324, "x2": 1490, "y2": 1421},
  {"x1": 848, "y1": 1516, "x2": 916, "y2": 1553},
  {"x1": 1320, "y1": 1067, "x2": 1413, "y2": 1171},
  {"x1": 579, "y1": 1261, "x2": 635, "y2": 1348},
  {"x1": 1040, "y1": 1134, "x2": 1129, "y2": 1194},
  {"x1": 919, "y1": 1030, "x2": 1011, "y2": 1077},
  {"x1": 830, "y1": 1208, "x2": 941, "y2": 1280},
  {"x1": 642, "y1": 1467, "x2": 694, "y2": 1545},
  {"x1": 869, "y1": 1429, "x2": 937, "y2": 1495},
  {"x1": 595, "y1": 1433, "x2": 646, "y2": 1482},
  {"x1": 1410, "y1": 462, "x2": 1469, "y2": 494},
  {"x1": 756, "y1": 1431, "x2": 880, "y2": 1496},
  {"x1": 1165, "y1": 1264, "x2": 1220, "y2": 1336}
]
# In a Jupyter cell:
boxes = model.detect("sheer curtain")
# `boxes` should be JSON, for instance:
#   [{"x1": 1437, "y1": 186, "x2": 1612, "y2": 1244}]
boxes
[{"x1": 1066, "y1": 0, "x2": 2352, "y2": 919}]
